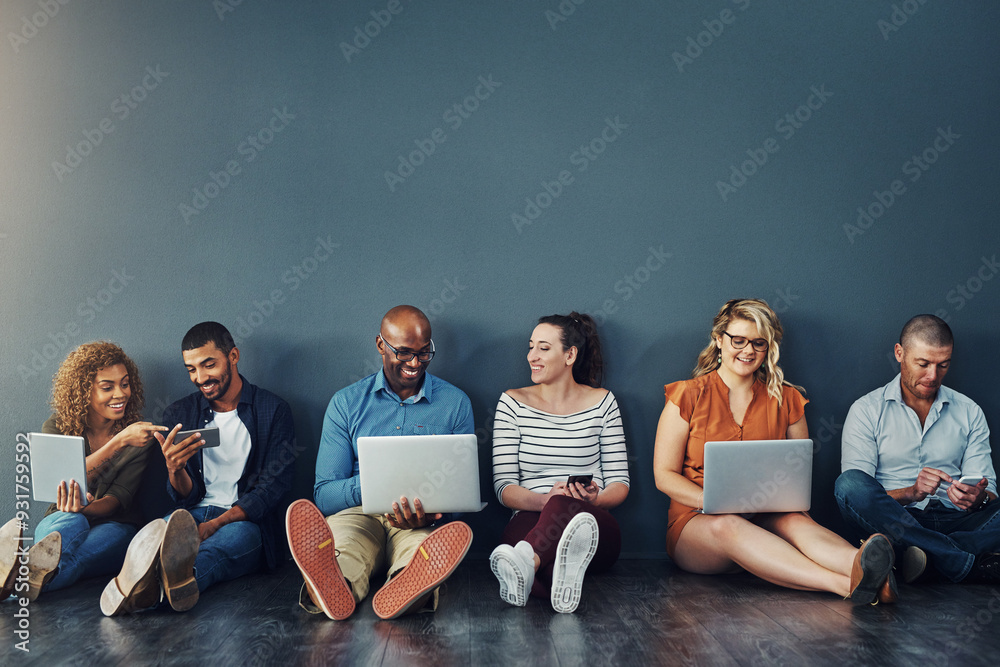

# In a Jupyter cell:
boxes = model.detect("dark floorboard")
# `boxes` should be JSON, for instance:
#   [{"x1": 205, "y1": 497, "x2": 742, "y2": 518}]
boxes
[{"x1": 4, "y1": 559, "x2": 1000, "y2": 666}]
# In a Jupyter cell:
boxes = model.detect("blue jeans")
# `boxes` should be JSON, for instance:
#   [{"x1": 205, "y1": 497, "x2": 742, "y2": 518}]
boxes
[
  {"x1": 166, "y1": 506, "x2": 263, "y2": 592},
  {"x1": 34, "y1": 512, "x2": 137, "y2": 592},
  {"x1": 835, "y1": 469, "x2": 1000, "y2": 582}
]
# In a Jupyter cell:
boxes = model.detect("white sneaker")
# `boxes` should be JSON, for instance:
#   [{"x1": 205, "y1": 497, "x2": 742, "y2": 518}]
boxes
[
  {"x1": 489, "y1": 540, "x2": 535, "y2": 606},
  {"x1": 550, "y1": 513, "x2": 598, "y2": 613}
]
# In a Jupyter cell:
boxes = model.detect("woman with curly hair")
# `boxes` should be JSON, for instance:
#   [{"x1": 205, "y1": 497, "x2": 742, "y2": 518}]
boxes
[
  {"x1": 653, "y1": 299, "x2": 897, "y2": 604},
  {"x1": 1, "y1": 341, "x2": 166, "y2": 601}
]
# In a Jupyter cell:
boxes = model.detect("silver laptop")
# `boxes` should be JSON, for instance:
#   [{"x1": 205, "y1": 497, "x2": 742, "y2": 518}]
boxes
[
  {"x1": 358, "y1": 433, "x2": 486, "y2": 514},
  {"x1": 702, "y1": 439, "x2": 812, "y2": 514},
  {"x1": 28, "y1": 432, "x2": 89, "y2": 505}
]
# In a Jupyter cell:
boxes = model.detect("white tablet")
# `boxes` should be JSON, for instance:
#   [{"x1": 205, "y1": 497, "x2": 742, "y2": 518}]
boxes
[
  {"x1": 28, "y1": 432, "x2": 89, "y2": 505},
  {"x1": 358, "y1": 433, "x2": 486, "y2": 514}
]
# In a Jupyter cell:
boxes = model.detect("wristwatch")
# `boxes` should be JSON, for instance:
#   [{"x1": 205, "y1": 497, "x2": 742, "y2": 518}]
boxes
[{"x1": 976, "y1": 494, "x2": 991, "y2": 511}]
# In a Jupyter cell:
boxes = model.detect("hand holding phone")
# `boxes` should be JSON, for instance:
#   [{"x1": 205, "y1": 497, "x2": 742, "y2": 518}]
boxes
[
  {"x1": 567, "y1": 474, "x2": 593, "y2": 487},
  {"x1": 172, "y1": 427, "x2": 221, "y2": 448}
]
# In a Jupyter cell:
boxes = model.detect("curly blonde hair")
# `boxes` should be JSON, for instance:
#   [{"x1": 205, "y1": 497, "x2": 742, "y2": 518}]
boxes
[
  {"x1": 51, "y1": 341, "x2": 145, "y2": 436},
  {"x1": 692, "y1": 298, "x2": 805, "y2": 405}
]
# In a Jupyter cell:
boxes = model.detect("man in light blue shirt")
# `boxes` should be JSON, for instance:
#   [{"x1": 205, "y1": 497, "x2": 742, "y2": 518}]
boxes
[
  {"x1": 285, "y1": 306, "x2": 474, "y2": 621},
  {"x1": 836, "y1": 315, "x2": 1000, "y2": 584}
]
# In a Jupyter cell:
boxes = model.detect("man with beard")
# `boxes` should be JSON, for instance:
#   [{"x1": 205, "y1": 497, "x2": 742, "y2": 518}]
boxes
[
  {"x1": 836, "y1": 315, "x2": 1000, "y2": 586},
  {"x1": 100, "y1": 321, "x2": 297, "y2": 615},
  {"x1": 285, "y1": 305, "x2": 474, "y2": 621}
]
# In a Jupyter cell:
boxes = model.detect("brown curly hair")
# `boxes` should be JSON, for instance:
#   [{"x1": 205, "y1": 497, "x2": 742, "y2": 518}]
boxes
[{"x1": 51, "y1": 341, "x2": 145, "y2": 436}]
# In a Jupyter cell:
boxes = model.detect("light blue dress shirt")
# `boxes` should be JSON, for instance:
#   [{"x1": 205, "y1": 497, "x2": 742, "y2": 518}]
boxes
[
  {"x1": 841, "y1": 374, "x2": 996, "y2": 510},
  {"x1": 313, "y1": 370, "x2": 475, "y2": 516}
]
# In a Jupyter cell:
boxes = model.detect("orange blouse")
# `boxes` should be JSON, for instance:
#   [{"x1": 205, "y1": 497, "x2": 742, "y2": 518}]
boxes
[{"x1": 663, "y1": 370, "x2": 808, "y2": 557}]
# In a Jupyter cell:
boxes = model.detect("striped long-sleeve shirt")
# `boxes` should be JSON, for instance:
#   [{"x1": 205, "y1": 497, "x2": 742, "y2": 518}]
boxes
[{"x1": 492, "y1": 390, "x2": 629, "y2": 507}]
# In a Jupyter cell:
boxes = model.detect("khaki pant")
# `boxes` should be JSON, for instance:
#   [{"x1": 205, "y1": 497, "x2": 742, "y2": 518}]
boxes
[{"x1": 299, "y1": 505, "x2": 439, "y2": 613}]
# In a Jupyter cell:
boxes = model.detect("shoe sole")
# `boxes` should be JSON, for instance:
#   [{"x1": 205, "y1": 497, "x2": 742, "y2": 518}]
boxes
[
  {"x1": 101, "y1": 519, "x2": 167, "y2": 616},
  {"x1": 286, "y1": 499, "x2": 355, "y2": 621},
  {"x1": 1, "y1": 518, "x2": 25, "y2": 599},
  {"x1": 551, "y1": 513, "x2": 599, "y2": 614},
  {"x1": 490, "y1": 547, "x2": 530, "y2": 607},
  {"x1": 371, "y1": 521, "x2": 472, "y2": 620},
  {"x1": 851, "y1": 534, "x2": 894, "y2": 605},
  {"x1": 160, "y1": 510, "x2": 200, "y2": 612},
  {"x1": 27, "y1": 531, "x2": 61, "y2": 602}
]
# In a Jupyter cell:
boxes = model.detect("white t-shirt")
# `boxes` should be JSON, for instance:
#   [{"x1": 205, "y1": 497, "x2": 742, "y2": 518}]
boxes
[{"x1": 198, "y1": 409, "x2": 252, "y2": 509}]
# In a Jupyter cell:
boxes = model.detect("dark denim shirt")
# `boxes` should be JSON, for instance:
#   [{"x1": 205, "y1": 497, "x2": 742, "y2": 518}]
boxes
[{"x1": 163, "y1": 374, "x2": 298, "y2": 570}]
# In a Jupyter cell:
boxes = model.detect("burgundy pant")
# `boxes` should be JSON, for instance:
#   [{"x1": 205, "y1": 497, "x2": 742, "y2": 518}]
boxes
[{"x1": 500, "y1": 495, "x2": 621, "y2": 598}]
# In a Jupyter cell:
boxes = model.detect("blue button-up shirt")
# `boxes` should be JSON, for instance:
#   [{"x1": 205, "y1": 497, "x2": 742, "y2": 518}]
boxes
[
  {"x1": 314, "y1": 370, "x2": 475, "y2": 516},
  {"x1": 841, "y1": 374, "x2": 996, "y2": 510}
]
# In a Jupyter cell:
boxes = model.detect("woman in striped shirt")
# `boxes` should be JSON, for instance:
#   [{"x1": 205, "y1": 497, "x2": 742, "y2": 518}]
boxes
[{"x1": 490, "y1": 312, "x2": 629, "y2": 613}]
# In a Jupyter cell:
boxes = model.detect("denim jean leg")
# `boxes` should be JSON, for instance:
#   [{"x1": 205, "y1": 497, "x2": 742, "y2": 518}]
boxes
[
  {"x1": 192, "y1": 513, "x2": 264, "y2": 593},
  {"x1": 35, "y1": 512, "x2": 136, "y2": 592},
  {"x1": 835, "y1": 469, "x2": 975, "y2": 581},
  {"x1": 927, "y1": 500, "x2": 1000, "y2": 561}
]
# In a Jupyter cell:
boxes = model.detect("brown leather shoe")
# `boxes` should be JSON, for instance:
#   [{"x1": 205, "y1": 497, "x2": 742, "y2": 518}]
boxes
[
  {"x1": 849, "y1": 533, "x2": 894, "y2": 605},
  {"x1": 1, "y1": 518, "x2": 24, "y2": 599},
  {"x1": 101, "y1": 519, "x2": 167, "y2": 616},
  {"x1": 160, "y1": 510, "x2": 201, "y2": 612},
  {"x1": 876, "y1": 570, "x2": 898, "y2": 604},
  {"x1": 26, "y1": 532, "x2": 61, "y2": 601}
]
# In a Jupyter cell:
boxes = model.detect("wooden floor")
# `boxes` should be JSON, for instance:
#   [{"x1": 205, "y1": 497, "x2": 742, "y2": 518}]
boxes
[{"x1": 4, "y1": 559, "x2": 1000, "y2": 666}]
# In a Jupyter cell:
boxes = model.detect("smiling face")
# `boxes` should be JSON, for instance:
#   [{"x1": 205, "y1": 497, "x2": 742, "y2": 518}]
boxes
[
  {"x1": 87, "y1": 363, "x2": 131, "y2": 426},
  {"x1": 378, "y1": 313, "x2": 433, "y2": 400},
  {"x1": 715, "y1": 318, "x2": 767, "y2": 380},
  {"x1": 895, "y1": 339, "x2": 951, "y2": 404},
  {"x1": 527, "y1": 323, "x2": 576, "y2": 384},
  {"x1": 183, "y1": 341, "x2": 239, "y2": 405}
]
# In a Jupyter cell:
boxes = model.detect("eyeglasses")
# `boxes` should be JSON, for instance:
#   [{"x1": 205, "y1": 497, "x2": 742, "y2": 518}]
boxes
[
  {"x1": 723, "y1": 331, "x2": 769, "y2": 352},
  {"x1": 379, "y1": 334, "x2": 435, "y2": 362}
]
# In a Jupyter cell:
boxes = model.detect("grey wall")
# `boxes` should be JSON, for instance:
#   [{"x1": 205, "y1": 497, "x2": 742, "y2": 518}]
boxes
[{"x1": 2, "y1": 1, "x2": 997, "y2": 558}]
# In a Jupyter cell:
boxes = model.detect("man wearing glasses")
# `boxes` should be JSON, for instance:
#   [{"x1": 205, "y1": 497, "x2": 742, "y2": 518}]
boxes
[
  {"x1": 286, "y1": 305, "x2": 475, "y2": 620},
  {"x1": 836, "y1": 315, "x2": 1000, "y2": 585}
]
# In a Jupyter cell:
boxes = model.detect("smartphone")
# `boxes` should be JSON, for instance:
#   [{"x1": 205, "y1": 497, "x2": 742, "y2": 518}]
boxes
[
  {"x1": 567, "y1": 474, "x2": 593, "y2": 486},
  {"x1": 958, "y1": 475, "x2": 986, "y2": 485},
  {"x1": 173, "y1": 427, "x2": 221, "y2": 448}
]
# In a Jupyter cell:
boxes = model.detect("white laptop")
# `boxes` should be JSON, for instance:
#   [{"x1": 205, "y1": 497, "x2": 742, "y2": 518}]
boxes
[
  {"x1": 358, "y1": 433, "x2": 487, "y2": 514},
  {"x1": 702, "y1": 439, "x2": 813, "y2": 514},
  {"x1": 28, "y1": 432, "x2": 89, "y2": 505}
]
